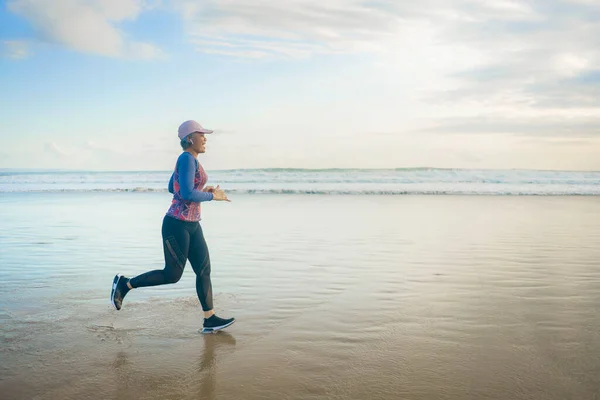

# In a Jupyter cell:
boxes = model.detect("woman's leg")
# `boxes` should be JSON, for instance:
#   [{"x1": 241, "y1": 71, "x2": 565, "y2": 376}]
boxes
[
  {"x1": 129, "y1": 216, "x2": 190, "y2": 288},
  {"x1": 189, "y1": 224, "x2": 236, "y2": 333},
  {"x1": 188, "y1": 223, "x2": 213, "y2": 314},
  {"x1": 111, "y1": 216, "x2": 190, "y2": 310}
]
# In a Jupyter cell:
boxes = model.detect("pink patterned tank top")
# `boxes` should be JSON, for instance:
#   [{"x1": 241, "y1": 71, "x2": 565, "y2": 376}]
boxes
[{"x1": 165, "y1": 157, "x2": 209, "y2": 222}]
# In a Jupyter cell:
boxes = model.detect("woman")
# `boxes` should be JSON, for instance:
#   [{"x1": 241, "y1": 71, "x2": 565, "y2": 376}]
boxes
[{"x1": 110, "y1": 120, "x2": 235, "y2": 334}]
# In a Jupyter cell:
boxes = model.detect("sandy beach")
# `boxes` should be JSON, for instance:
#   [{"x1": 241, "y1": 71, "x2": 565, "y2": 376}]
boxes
[{"x1": 1, "y1": 193, "x2": 600, "y2": 399}]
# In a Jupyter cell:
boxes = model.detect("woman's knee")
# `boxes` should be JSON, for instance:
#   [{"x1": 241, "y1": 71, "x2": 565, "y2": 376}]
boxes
[
  {"x1": 201, "y1": 262, "x2": 211, "y2": 276},
  {"x1": 164, "y1": 268, "x2": 183, "y2": 284}
]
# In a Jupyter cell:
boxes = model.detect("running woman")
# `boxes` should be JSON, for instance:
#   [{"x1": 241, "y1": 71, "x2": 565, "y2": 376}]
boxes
[{"x1": 110, "y1": 120, "x2": 235, "y2": 333}]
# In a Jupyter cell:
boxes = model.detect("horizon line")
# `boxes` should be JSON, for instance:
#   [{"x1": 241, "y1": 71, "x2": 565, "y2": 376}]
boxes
[{"x1": 1, "y1": 166, "x2": 599, "y2": 173}]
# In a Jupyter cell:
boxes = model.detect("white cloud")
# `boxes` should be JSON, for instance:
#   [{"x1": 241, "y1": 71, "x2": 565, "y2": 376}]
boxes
[
  {"x1": 174, "y1": 0, "x2": 600, "y2": 144},
  {"x1": 7, "y1": 0, "x2": 162, "y2": 59},
  {"x1": 428, "y1": 1, "x2": 600, "y2": 110},
  {"x1": 175, "y1": 0, "x2": 403, "y2": 59},
  {"x1": 172, "y1": 0, "x2": 552, "y2": 60},
  {"x1": 172, "y1": 0, "x2": 600, "y2": 142},
  {"x1": 174, "y1": 0, "x2": 600, "y2": 105},
  {"x1": 2, "y1": 40, "x2": 30, "y2": 59}
]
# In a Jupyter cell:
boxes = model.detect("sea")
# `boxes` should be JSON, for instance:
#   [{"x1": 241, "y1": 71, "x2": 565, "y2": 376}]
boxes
[
  {"x1": 1, "y1": 168, "x2": 599, "y2": 399},
  {"x1": 2, "y1": 167, "x2": 599, "y2": 195}
]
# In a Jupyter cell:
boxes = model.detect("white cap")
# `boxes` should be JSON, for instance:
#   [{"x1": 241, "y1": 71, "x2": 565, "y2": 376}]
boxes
[{"x1": 178, "y1": 120, "x2": 214, "y2": 140}]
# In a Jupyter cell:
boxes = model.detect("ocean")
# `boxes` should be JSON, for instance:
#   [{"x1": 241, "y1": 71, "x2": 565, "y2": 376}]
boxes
[
  {"x1": 2, "y1": 167, "x2": 600, "y2": 195},
  {"x1": 1, "y1": 168, "x2": 599, "y2": 399}
]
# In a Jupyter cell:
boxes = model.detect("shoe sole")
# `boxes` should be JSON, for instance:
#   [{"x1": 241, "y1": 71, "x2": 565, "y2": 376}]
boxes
[
  {"x1": 200, "y1": 319, "x2": 236, "y2": 334},
  {"x1": 110, "y1": 274, "x2": 121, "y2": 310}
]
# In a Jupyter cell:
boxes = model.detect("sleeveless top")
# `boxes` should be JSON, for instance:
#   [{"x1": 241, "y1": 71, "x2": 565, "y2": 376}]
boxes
[{"x1": 165, "y1": 157, "x2": 209, "y2": 222}]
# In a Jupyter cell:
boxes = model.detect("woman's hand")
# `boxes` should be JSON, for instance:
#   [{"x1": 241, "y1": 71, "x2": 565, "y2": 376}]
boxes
[
  {"x1": 212, "y1": 185, "x2": 231, "y2": 202},
  {"x1": 202, "y1": 186, "x2": 215, "y2": 192}
]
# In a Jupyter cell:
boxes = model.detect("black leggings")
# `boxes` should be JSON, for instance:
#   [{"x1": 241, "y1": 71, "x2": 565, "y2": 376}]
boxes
[{"x1": 129, "y1": 215, "x2": 213, "y2": 311}]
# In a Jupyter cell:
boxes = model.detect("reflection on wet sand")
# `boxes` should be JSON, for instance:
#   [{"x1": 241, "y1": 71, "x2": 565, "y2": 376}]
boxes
[
  {"x1": 197, "y1": 332, "x2": 237, "y2": 400},
  {"x1": 100, "y1": 330, "x2": 238, "y2": 400}
]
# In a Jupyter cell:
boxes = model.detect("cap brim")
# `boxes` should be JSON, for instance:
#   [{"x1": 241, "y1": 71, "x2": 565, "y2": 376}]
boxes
[{"x1": 196, "y1": 129, "x2": 213, "y2": 134}]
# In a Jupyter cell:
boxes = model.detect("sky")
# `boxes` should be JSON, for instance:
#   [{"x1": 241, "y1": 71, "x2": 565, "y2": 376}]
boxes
[{"x1": 0, "y1": 0, "x2": 599, "y2": 171}]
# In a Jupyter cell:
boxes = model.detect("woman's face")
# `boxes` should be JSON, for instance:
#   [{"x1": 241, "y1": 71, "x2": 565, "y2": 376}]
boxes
[{"x1": 190, "y1": 132, "x2": 207, "y2": 153}]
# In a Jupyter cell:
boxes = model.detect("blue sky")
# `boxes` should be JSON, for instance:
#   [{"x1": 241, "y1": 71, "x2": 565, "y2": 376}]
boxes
[{"x1": 1, "y1": 0, "x2": 599, "y2": 171}]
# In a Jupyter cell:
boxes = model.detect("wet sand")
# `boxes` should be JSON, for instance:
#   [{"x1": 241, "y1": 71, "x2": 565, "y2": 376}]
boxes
[{"x1": 1, "y1": 194, "x2": 600, "y2": 399}]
